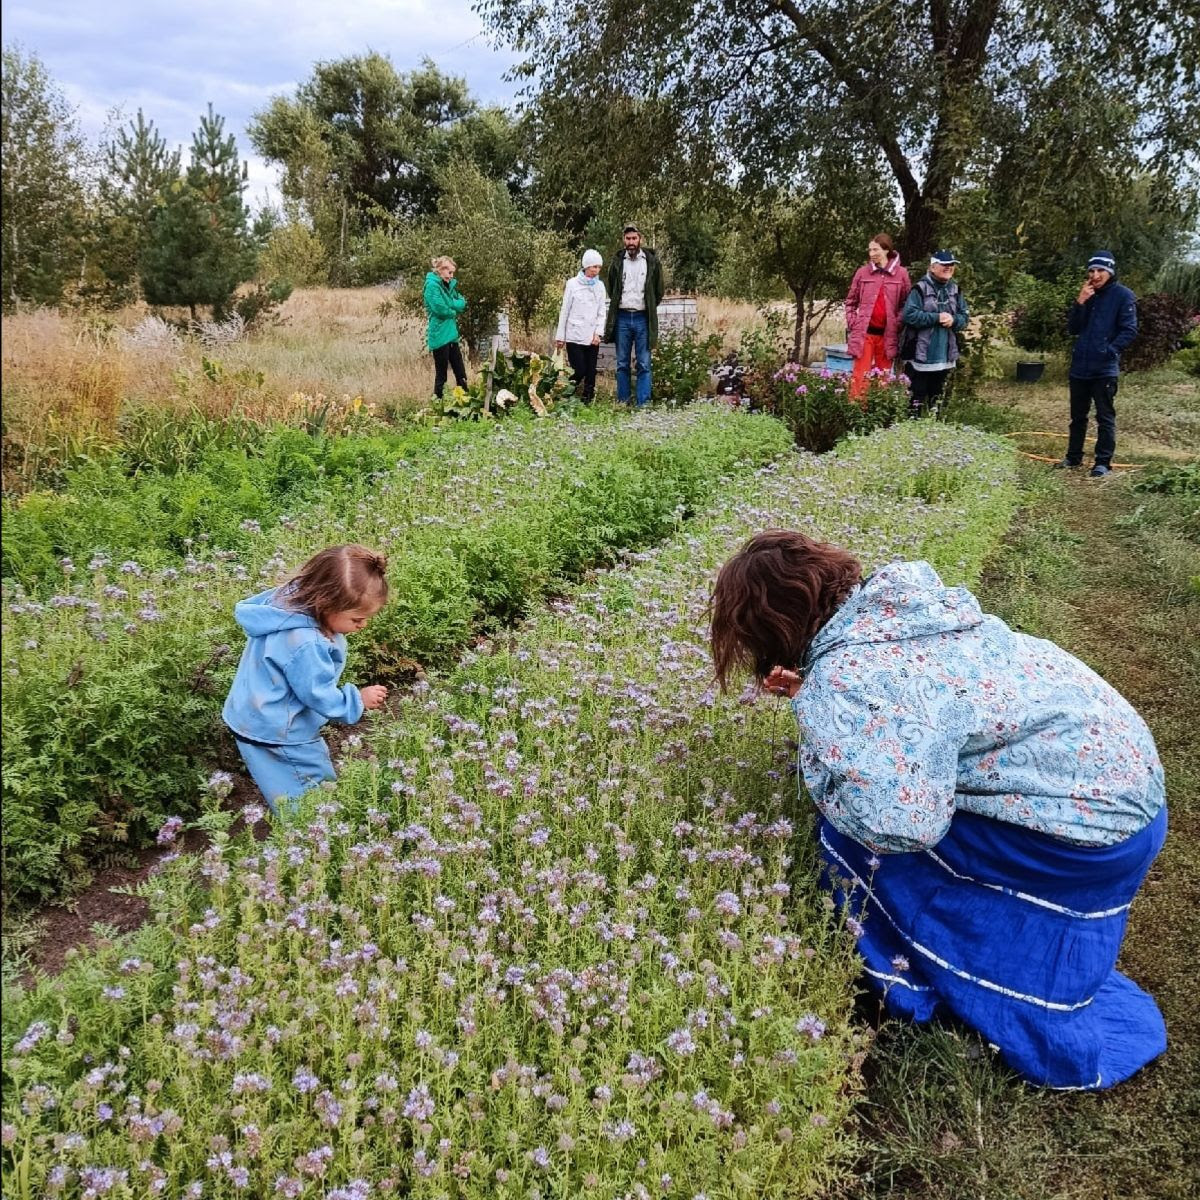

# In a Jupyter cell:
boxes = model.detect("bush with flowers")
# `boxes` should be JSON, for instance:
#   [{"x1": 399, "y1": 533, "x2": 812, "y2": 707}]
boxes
[{"x1": 765, "y1": 363, "x2": 912, "y2": 453}]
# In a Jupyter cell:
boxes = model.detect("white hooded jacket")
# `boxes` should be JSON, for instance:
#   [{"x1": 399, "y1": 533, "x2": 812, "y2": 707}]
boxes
[{"x1": 555, "y1": 274, "x2": 608, "y2": 345}]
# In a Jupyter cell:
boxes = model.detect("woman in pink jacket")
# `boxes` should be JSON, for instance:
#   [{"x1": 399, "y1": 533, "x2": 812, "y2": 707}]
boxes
[{"x1": 845, "y1": 233, "x2": 911, "y2": 400}]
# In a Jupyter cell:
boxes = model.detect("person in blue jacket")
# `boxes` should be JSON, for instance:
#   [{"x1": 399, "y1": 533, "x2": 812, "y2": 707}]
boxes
[
  {"x1": 1055, "y1": 250, "x2": 1139, "y2": 477},
  {"x1": 900, "y1": 250, "x2": 969, "y2": 414},
  {"x1": 223, "y1": 544, "x2": 390, "y2": 814},
  {"x1": 710, "y1": 530, "x2": 1167, "y2": 1090}
]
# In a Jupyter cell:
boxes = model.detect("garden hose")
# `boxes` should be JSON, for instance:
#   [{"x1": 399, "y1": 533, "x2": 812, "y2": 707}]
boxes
[{"x1": 1003, "y1": 432, "x2": 1142, "y2": 470}]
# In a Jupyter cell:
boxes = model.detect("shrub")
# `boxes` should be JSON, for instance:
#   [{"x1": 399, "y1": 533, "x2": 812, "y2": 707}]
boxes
[
  {"x1": 1125, "y1": 292, "x2": 1198, "y2": 371},
  {"x1": 651, "y1": 327, "x2": 722, "y2": 406},
  {"x1": 766, "y1": 363, "x2": 911, "y2": 452},
  {"x1": 233, "y1": 277, "x2": 294, "y2": 331},
  {"x1": 1007, "y1": 272, "x2": 1074, "y2": 357},
  {"x1": 1154, "y1": 258, "x2": 1200, "y2": 309},
  {"x1": 258, "y1": 220, "x2": 329, "y2": 287},
  {"x1": 1169, "y1": 318, "x2": 1200, "y2": 376}
]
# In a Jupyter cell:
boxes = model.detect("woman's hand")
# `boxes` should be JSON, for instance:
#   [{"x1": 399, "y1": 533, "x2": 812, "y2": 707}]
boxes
[
  {"x1": 360, "y1": 684, "x2": 389, "y2": 710},
  {"x1": 763, "y1": 667, "x2": 802, "y2": 698}
]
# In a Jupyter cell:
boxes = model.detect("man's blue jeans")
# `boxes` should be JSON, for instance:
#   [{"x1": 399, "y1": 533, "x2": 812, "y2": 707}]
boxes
[{"x1": 615, "y1": 309, "x2": 652, "y2": 405}]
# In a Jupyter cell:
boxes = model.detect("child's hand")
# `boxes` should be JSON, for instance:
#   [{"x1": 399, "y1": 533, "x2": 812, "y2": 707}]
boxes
[
  {"x1": 763, "y1": 667, "x2": 802, "y2": 698},
  {"x1": 360, "y1": 684, "x2": 388, "y2": 710}
]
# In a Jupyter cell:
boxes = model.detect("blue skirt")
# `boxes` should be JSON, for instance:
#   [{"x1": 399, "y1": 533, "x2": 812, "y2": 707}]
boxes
[{"x1": 820, "y1": 806, "x2": 1168, "y2": 1089}]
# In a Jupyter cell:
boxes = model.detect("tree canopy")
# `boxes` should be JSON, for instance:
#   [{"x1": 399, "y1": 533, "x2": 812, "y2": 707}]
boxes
[{"x1": 476, "y1": 0, "x2": 1200, "y2": 261}]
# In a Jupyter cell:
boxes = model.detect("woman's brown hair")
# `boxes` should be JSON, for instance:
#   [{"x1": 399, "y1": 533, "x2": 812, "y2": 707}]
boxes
[
  {"x1": 869, "y1": 232, "x2": 895, "y2": 254},
  {"x1": 709, "y1": 530, "x2": 862, "y2": 690},
  {"x1": 282, "y1": 544, "x2": 389, "y2": 628}
]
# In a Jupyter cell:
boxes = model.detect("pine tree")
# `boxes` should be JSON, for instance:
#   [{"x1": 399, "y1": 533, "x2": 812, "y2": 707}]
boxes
[
  {"x1": 87, "y1": 109, "x2": 181, "y2": 305},
  {"x1": 140, "y1": 104, "x2": 252, "y2": 319}
]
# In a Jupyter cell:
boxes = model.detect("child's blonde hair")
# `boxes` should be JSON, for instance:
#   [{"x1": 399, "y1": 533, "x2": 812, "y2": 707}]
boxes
[
  {"x1": 432, "y1": 255, "x2": 457, "y2": 271},
  {"x1": 282, "y1": 545, "x2": 389, "y2": 626}
]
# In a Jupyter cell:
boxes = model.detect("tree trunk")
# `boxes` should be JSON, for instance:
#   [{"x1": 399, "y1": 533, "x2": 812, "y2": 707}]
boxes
[{"x1": 791, "y1": 287, "x2": 806, "y2": 362}]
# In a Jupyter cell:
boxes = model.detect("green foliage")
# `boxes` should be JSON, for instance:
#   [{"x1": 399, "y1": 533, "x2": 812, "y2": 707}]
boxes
[
  {"x1": 1007, "y1": 272, "x2": 1075, "y2": 356},
  {"x1": 1154, "y1": 257, "x2": 1200, "y2": 309},
  {"x1": 766, "y1": 363, "x2": 912, "y2": 452},
  {"x1": 232, "y1": 277, "x2": 294, "y2": 331},
  {"x1": 1125, "y1": 293, "x2": 1198, "y2": 372},
  {"x1": 248, "y1": 54, "x2": 526, "y2": 280},
  {"x1": 0, "y1": 45, "x2": 89, "y2": 310},
  {"x1": 1168, "y1": 319, "x2": 1200, "y2": 376},
  {"x1": 425, "y1": 350, "x2": 579, "y2": 422},
  {"x1": 1131, "y1": 460, "x2": 1200, "y2": 496},
  {"x1": 650, "y1": 327, "x2": 722, "y2": 405},
  {"x1": 86, "y1": 109, "x2": 182, "y2": 308},
  {"x1": 139, "y1": 105, "x2": 254, "y2": 317},
  {"x1": 1, "y1": 408, "x2": 791, "y2": 900},
  {"x1": 257, "y1": 219, "x2": 328, "y2": 286},
  {"x1": 400, "y1": 164, "x2": 569, "y2": 360}
]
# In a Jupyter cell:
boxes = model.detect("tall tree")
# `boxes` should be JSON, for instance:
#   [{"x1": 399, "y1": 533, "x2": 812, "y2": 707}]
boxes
[
  {"x1": 248, "y1": 53, "x2": 526, "y2": 267},
  {"x1": 87, "y1": 109, "x2": 182, "y2": 305},
  {"x1": 1, "y1": 44, "x2": 89, "y2": 310},
  {"x1": 476, "y1": 0, "x2": 1200, "y2": 261},
  {"x1": 140, "y1": 105, "x2": 252, "y2": 319}
]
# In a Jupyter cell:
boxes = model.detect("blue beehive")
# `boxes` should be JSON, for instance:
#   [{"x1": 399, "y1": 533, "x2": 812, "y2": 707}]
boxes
[{"x1": 823, "y1": 343, "x2": 854, "y2": 373}]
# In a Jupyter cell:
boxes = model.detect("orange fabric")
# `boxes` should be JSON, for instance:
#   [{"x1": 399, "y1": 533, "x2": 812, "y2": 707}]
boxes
[{"x1": 850, "y1": 334, "x2": 892, "y2": 401}]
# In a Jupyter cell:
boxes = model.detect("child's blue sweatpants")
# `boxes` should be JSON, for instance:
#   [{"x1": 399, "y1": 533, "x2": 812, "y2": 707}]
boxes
[{"x1": 234, "y1": 736, "x2": 335, "y2": 815}]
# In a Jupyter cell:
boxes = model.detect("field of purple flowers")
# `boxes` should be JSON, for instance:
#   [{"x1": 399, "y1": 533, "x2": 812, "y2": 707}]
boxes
[{"x1": 2, "y1": 419, "x2": 1019, "y2": 1198}]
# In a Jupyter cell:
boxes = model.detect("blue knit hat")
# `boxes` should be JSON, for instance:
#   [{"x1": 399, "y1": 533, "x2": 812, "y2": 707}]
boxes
[{"x1": 1087, "y1": 251, "x2": 1117, "y2": 274}]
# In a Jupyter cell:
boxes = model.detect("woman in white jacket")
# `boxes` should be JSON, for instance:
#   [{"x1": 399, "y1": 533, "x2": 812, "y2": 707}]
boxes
[{"x1": 555, "y1": 249, "x2": 607, "y2": 402}]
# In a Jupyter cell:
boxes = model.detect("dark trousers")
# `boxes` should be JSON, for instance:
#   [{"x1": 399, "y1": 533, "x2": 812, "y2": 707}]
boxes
[
  {"x1": 908, "y1": 367, "x2": 952, "y2": 414},
  {"x1": 565, "y1": 341, "x2": 599, "y2": 401},
  {"x1": 432, "y1": 341, "x2": 467, "y2": 398},
  {"x1": 1065, "y1": 376, "x2": 1118, "y2": 466}
]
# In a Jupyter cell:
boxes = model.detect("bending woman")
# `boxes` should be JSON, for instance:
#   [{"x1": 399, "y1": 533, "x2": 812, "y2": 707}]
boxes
[{"x1": 709, "y1": 530, "x2": 1167, "y2": 1089}]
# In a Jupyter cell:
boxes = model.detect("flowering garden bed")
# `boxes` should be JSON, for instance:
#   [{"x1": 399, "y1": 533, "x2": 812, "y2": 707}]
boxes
[
  {"x1": 2, "y1": 407, "x2": 790, "y2": 904},
  {"x1": 2, "y1": 420, "x2": 1018, "y2": 1198}
]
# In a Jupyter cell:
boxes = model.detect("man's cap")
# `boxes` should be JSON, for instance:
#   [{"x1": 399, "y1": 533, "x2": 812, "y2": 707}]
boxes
[
  {"x1": 1087, "y1": 251, "x2": 1117, "y2": 274},
  {"x1": 623, "y1": 224, "x2": 640, "y2": 234},
  {"x1": 930, "y1": 249, "x2": 960, "y2": 265}
]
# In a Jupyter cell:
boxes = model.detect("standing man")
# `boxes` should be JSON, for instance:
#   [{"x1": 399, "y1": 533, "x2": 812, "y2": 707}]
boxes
[
  {"x1": 604, "y1": 224, "x2": 665, "y2": 406},
  {"x1": 1055, "y1": 251, "x2": 1138, "y2": 478},
  {"x1": 900, "y1": 250, "x2": 969, "y2": 415}
]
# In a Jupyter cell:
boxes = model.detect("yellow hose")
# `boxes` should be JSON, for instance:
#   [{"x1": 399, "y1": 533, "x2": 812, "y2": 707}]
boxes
[{"x1": 1003, "y1": 432, "x2": 1142, "y2": 470}]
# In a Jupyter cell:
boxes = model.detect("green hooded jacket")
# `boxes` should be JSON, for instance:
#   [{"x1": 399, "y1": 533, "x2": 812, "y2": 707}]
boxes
[
  {"x1": 424, "y1": 271, "x2": 467, "y2": 351},
  {"x1": 603, "y1": 248, "x2": 665, "y2": 346}
]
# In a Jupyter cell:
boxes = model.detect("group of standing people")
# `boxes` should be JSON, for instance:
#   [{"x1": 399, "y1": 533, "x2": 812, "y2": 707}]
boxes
[
  {"x1": 844, "y1": 235, "x2": 967, "y2": 413},
  {"x1": 422, "y1": 225, "x2": 665, "y2": 406},
  {"x1": 845, "y1": 237, "x2": 1139, "y2": 473},
  {"x1": 428, "y1": 229, "x2": 1137, "y2": 474}
]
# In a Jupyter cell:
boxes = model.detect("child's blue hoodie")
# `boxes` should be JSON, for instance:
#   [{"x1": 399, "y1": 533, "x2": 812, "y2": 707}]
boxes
[{"x1": 222, "y1": 586, "x2": 364, "y2": 745}]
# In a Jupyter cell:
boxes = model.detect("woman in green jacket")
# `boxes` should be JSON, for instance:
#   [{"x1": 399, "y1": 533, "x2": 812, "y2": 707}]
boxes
[{"x1": 424, "y1": 255, "x2": 468, "y2": 398}]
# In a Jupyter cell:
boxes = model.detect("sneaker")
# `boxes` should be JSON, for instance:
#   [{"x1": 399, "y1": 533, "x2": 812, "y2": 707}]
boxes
[
  {"x1": 1052, "y1": 459, "x2": 1082, "y2": 469},
  {"x1": 1089, "y1": 464, "x2": 1112, "y2": 478}
]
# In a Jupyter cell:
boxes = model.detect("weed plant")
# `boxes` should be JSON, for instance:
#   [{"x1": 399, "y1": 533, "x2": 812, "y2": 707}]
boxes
[{"x1": 1, "y1": 422, "x2": 1019, "y2": 1198}]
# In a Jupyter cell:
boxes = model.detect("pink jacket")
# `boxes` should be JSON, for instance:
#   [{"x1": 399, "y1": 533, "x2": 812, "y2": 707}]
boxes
[{"x1": 845, "y1": 254, "x2": 912, "y2": 359}]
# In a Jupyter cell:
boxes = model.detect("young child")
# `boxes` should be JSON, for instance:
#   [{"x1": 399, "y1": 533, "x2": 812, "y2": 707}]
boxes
[{"x1": 222, "y1": 544, "x2": 390, "y2": 814}]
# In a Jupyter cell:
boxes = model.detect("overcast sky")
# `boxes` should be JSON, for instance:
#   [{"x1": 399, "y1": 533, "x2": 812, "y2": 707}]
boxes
[{"x1": 2, "y1": 0, "x2": 525, "y2": 208}]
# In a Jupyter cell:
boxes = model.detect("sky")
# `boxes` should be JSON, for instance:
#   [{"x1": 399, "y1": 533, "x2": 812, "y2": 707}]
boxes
[{"x1": 1, "y1": 0, "x2": 525, "y2": 208}]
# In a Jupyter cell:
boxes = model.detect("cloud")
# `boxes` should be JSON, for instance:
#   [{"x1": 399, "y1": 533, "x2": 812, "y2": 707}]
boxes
[{"x1": 4, "y1": 0, "x2": 525, "y2": 206}]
